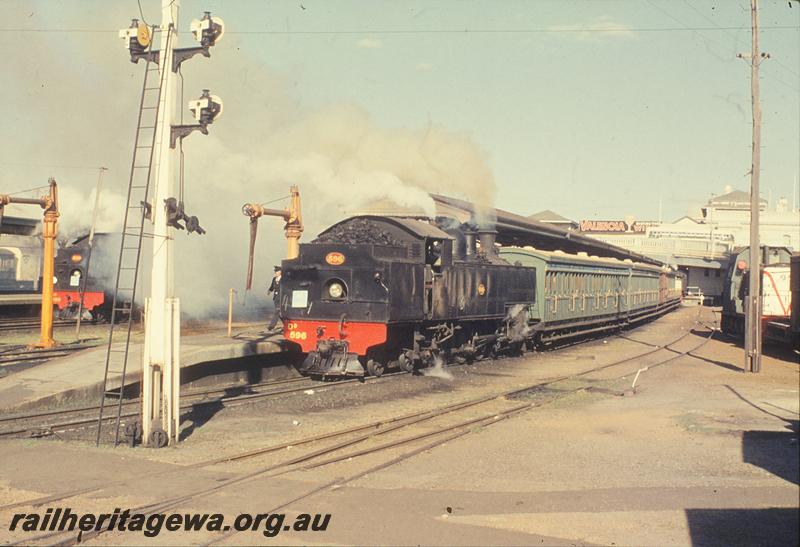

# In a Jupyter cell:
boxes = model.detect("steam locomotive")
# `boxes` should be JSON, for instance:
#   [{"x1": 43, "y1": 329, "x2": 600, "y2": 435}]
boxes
[
  {"x1": 279, "y1": 215, "x2": 682, "y2": 378},
  {"x1": 0, "y1": 221, "x2": 116, "y2": 320},
  {"x1": 52, "y1": 233, "x2": 119, "y2": 321}
]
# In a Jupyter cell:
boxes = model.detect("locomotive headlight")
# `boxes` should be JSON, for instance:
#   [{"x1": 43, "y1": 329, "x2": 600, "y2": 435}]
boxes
[
  {"x1": 70, "y1": 253, "x2": 82, "y2": 263},
  {"x1": 328, "y1": 282, "x2": 345, "y2": 299}
]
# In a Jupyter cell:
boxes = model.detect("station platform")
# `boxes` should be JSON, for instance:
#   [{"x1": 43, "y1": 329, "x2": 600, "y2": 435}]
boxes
[{"x1": 0, "y1": 328, "x2": 293, "y2": 412}]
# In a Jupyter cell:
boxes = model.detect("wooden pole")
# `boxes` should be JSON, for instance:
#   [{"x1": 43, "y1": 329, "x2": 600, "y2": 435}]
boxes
[
  {"x1": 227, "y1": 288, "x2": 235, "y2": 337},
  {"x1": 744, "y1": 0, "x2": 763, "y2": 373}
]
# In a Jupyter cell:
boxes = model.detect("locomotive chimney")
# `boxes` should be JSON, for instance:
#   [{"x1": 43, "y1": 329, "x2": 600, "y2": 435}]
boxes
[
  {"x1": 450, "y1": 230, "x2": 467, "y2": 259},
  {"x1": 463, "y1": 223, "x2": 478, "y2": 258},
  {"x1": 477, "y1": 226, "x2": 498, "y2": 258}
]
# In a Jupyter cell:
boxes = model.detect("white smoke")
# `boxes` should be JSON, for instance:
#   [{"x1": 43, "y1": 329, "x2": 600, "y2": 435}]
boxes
[
  {"x1": 421, "y1": 354, "x2": 453, "y2": 380},
  {"x1": 2, "y1": 6, "x2": 498, "y2": 319},
  {"x1": 504, "y1": 303, "x2": 534, "y2": 341},
  {"x1": 56, "y1": 184, "x2": 127, "y2": 243},
  {"x1": 176, "y1": 82, "x2": 498, "y2": 317}
]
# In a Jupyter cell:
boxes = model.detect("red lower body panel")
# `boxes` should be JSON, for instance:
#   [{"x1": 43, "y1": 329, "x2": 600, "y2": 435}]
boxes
[
  {"x1": 283, "y1": 319, "x2": 387, "y2": 354},
  {"x1": 53, "y1": 290, "x2": 104, "y2": 311}
]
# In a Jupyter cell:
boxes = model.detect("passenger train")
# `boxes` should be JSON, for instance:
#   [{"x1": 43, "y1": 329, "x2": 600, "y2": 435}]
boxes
[{"x1": 278, "y1": 215, "x2": 683, "y2": 378}]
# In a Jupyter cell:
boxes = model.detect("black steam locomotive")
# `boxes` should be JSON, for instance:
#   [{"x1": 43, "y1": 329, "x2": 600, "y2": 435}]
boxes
[
  {"x1": 280, "y1": 215, "x2": 682, "y2": 378},
  {"x1": 53, "y1": 233, "x2": 119, "y2": 321},
  {"x1": 280, "y1": 216, "x2": 536, "y2": 377}
]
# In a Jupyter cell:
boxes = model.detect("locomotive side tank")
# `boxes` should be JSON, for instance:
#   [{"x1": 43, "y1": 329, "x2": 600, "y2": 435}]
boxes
[{"x1": 279, "y1": 216, "x2": 537, "y2": 377}]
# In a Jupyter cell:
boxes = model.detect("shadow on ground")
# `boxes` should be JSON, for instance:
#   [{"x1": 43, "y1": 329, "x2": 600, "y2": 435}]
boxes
[{"x1": 686, "y1": 507, "x2": 798, "y2": 547}]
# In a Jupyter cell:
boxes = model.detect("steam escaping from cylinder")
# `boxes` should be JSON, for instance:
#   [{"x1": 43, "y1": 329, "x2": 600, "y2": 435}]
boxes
[
  {"x1": 421, "y1": 354, "x2": 453, "y2": 380},
  {"x1": 505, "y1": 303, "x2": 534, "y2": 342}
]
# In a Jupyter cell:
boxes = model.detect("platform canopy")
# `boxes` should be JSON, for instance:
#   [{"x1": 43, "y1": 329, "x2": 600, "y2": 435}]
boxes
[{"x1": 429, "y1": 194, "x2": 665, "y2": 267}]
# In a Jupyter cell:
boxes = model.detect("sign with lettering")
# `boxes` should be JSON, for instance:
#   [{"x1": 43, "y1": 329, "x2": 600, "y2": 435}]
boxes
[
  {"x1": 325, "y1": 252, "x2": 346, "y2": 265},
  {"x1": 579, "y1": 220, "x2": 658, "y2": 234}
]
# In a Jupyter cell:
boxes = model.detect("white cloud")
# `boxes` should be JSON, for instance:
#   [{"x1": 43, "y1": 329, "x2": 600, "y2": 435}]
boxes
[
  {"x1": 548, "y1": 15, "x2": 636, "y2": 41},
  {"x1": 356, "y1": 37, "x2": 383, "y2": 49},
  {"x1": 415, "y1": 61, "x2": 433, "y2": 72}
]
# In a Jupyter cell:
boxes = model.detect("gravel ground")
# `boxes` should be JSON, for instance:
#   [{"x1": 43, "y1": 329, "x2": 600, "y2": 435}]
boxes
[{"x1": 0, "y1": 307, "x2": 797, "y2": 546}]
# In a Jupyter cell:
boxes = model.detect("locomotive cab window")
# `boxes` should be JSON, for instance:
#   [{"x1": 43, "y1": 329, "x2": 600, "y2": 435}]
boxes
[{"x1": 425, "y1": 238, "x2": 451, "y2": 272}]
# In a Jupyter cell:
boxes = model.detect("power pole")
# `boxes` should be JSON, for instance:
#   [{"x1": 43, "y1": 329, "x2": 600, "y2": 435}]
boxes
[
  {"x1": 740, "y1": 0, "x2": 767, "y2": 373},
  {"x1": 75, "y1": 167, "x2": 107, "y2": 340}
]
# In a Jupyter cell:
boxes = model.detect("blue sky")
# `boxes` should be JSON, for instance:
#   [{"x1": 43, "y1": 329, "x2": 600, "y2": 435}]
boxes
[
  {"x1": 3, "y1": 0, "x2": 798, "y2": 223},
  {"x1": 2, "y1": 1, "x2": 798, "y2": 311}
]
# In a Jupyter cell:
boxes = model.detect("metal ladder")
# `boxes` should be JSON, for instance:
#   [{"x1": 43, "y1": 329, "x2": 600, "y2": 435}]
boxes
[{"x1": 96, "y1": 27, "x2": 171, "y2": 446}]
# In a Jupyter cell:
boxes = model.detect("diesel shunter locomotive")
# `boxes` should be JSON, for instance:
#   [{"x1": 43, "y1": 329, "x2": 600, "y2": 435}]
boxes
[{"x1": 279, "y1": 215, "x2": 682, "y2": 378}]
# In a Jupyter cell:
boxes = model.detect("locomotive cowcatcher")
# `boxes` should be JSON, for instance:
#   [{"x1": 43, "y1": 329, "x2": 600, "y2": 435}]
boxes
[{"x1": 279, "y1": 216, "x2": 537, "y2": 377}]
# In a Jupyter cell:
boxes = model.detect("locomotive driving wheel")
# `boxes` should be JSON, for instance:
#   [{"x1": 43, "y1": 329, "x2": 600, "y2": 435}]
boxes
[
  {"x1": 366, "y1": 359, "x2": 385, "y2": 377},
  {"x1": 397, "y1": 353, "x2": 414, "y2": 373}
]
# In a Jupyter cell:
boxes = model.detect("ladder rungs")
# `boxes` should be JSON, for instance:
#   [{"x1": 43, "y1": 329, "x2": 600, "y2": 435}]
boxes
[{"x1": 133, "y1": 165, "x2": 151, "y2": 168}]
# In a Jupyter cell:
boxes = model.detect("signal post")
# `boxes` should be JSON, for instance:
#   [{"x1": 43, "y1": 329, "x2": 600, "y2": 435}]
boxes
[{"x1": 120, "y1": 0, "x2": 224, "y2": 446}]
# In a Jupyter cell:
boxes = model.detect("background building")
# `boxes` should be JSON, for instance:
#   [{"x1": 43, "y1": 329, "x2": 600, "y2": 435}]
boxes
[{"x1": 554, "y1": 187, "x2": 798, "y2": 304}]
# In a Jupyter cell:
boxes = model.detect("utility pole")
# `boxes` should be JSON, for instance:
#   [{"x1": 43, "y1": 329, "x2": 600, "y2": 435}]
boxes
[
  {"x1": 75, "y1": 167, "x2": 107, "y2": 339},
  {"x1": 739, "y1": 0, "x2": 767, "y2": 373}
]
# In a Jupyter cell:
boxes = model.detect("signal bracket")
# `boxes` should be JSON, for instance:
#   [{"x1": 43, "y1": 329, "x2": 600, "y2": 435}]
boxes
[
  {"x1": 172, "y1": 46, "x2": 210, "y2": 73},
  {"x1": 170, "y1": 124, "x2": 208, "y2": 148}
]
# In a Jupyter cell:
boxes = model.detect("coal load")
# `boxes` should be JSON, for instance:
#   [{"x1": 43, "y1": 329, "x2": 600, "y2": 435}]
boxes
[{"x1": 313, "y1": 217, "x2": 404, "y2": 247}]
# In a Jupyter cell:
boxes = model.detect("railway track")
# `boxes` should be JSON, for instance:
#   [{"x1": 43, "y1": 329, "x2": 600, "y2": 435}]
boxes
[
  {"x1": 0, "y1": 318, "x2": 77, "y2": 332},
  {"x1": 0, "y1": 370, "x2": 413, "y2": 440},
  {"x1": 0, "y1": 344, "x2": 98, "y2": 366},
  {"x1": 0, "y1": 309, "x2": 705, "y2": 440},
  {"x1": 6, "y1": 311, "x2": 716, "y2": 545}
]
